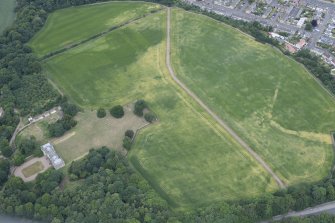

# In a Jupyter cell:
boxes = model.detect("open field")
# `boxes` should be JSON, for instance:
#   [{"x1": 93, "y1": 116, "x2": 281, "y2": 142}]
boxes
[
  {"x1": 0, "y1": 0, "x2": 16, "y2": 33},
  {"x1": 53, "y1": 106, "x2": 148, "y2": 163},
  {"x1": 29, "y1": 1, "x2": 161, "y2": 57},
  {"x1": 22, "y1": 161, "x2": 44, "y2": 178},
  {"x1": 170, "y1": 8, "x2": 335, "y2": 185},
  {"x1": 37, "y1": 8, "x2": 277, "y2": 208}
]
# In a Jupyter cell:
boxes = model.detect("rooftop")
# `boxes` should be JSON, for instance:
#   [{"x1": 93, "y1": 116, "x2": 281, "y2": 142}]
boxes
[{"x1": 41, "y1": 143, "x2": 65, "y2": 170}]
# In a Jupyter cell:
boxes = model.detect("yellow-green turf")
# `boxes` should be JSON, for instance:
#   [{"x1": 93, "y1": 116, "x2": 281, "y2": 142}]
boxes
[
  {"x1": 170, "y1": 8, "x2": 335, "y2": 185},
  {"x1": 29, "y1": 1, "x2": 162, "y2": 57},
  {"x1": 22, "y1": 161, "x2": 44, "y2": 178},
  {"x1": 0, "y1": 0, "x2": 16, "y2": 33},
  {"x1": 38, "y1": 9, "x2": 278, "y2": 208}
]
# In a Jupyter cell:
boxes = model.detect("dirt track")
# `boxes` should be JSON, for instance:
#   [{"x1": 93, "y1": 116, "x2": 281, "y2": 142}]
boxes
[{"x1": 165, "y1": 8, "x2": 285, "y2": 189}]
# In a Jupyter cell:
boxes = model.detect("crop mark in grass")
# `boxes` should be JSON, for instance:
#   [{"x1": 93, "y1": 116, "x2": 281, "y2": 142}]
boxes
[
  {"x1": 270, "y1": 120, "x2": 331, "y2": 144},
  {"x1": 42, "y1": 8, "x2": 279, "y2": 206},
  {"x1": 166, "y1": 8, "x2": 285, "y2": 189}
]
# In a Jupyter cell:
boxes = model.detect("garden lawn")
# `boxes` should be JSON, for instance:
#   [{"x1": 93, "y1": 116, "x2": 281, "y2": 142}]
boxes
[
  {"x1": 22, "y1": 161, "x2": 44, "y2": 178},
  {"x1": 0, "y1": 0, "x2": 16, "y2": 33},
  {"x1": 42, "y1": 9, "x2": 277, "y2": 208},
  {"x1": 29, "y1": 1, "x2": 162, "y2": 57},
  {"x1": 53, "y1": 107, "x2": 148, "y2": 163},
  {"x1": 170, "y1": 8, "x2": 335, "y2": 185}
]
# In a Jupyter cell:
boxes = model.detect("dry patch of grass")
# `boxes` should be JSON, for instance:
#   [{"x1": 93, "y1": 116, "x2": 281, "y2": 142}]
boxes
[
  {"x1": 22, "y1": 161, "x2": 45, "y2": 178},
  {"x1": 53, "y1": 104, "x2": 149, "y2": 163}
]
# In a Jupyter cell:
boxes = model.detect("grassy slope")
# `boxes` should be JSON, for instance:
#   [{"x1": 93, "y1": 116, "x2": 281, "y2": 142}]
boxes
[
  {"x1": 43, "y1": 10, "x2": 277, "y2": 208},
  {"x1": 0, "y1": 0, "x2": 16, "y2": 33},
  {"x1": 171, "y1": 8, "x2": 335, "y2": 185},
  {"x1": 29, "y1": 1, "x2": 161, "y2": 57}
]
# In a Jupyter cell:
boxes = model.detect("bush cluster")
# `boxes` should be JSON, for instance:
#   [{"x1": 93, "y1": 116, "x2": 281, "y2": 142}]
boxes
[
  {"x1": 96, "y1": 108, "x2": 106, "y2": 118},
  {"x1": 134, "y1": 100, "x2": 147, "y2": 117},
  {"x1": 48, "y1": 101, "x2": 79, "y2": 137},
  {"x1": 110, "y1": 105, "x2": 124, "y2": 118}
]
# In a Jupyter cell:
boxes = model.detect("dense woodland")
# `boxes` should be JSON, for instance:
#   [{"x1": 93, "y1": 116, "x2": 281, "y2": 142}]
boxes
[
  {"x1": 0, "y1": 148, "x2": 172, "y2": 222},
  {"x1": 1, "y1": 0, "x2": 335, "y2": 222}
]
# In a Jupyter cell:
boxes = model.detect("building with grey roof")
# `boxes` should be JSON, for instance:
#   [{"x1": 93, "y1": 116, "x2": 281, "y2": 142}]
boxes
[{"x1": 41, "y1": 143, "x2": 65, "y2": 170}]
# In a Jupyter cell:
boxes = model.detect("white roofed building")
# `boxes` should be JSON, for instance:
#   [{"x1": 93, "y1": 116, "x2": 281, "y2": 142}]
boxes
[
  {"x1": 41, "y1": 143, "x2": 65, "y2": 170},
  {"x1": 297, "y1": 17, "x2": 307, "y2": 28}
]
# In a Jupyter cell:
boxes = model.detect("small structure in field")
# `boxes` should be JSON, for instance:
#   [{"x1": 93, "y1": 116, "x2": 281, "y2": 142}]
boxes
[
  {"x1": 41, "y1": 143, "x2": 65, "y2": 170},
  {"x1": 0, "y1": 107, "x2": 4, "y2": 118}
]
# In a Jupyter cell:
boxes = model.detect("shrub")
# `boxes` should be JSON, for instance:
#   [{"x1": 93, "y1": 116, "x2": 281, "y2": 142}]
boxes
[
  {"x1": 110, "y1": 105, "x2": 124, "y2": 118},
  {"x1": 0, "y1": 139, "x2": 12, "y2": 158},
  {"x1": 96, "y1": 108, "x2": 106, "y2": 118},
  {"x1": 69, "y1": 174, "x2": 78, "y2": 181},
  {"x1": 48, "y1": 122, "x2": 65, "y2": 137},
  {"x1": 134, "y1": 100, "x2": 147, "y2": 117},
  {"x1": 17, "y1": 137, "x2": 38, "y2": 155},
  {"x1": 123, "y1": 136, "x2": 132, "y2": 151},
  {"x1": 1, "y1": 146, "x2": 13, "y2": 158},
  {"x1": 144, "y1": 112, "x2": 156, "y2": 123},
  {"x1": 61, "y1": 102, "x2": 79, "y2": 117},
  {"x1": 125, "y1": 130, "x2": 134, "y2": 139},
  {"x1": 12, "y1": 153, "x2": 25, "y2": 166},
  {"x1": 305, "y1": 22, "x2": 313, "y2": 31},
  {"x1": 33, "y1": 148, "x2": 44, "y2": 157}
]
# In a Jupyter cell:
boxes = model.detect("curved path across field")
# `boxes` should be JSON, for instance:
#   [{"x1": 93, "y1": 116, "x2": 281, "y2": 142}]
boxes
[{"x1": 165, "y1": 7, "x2": 285, "y2": 189}]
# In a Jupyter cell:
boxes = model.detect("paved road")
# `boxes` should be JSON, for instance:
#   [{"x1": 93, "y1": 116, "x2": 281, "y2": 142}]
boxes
[
  {"x1": 262, "y1": 201, "x2": 335, "y2": 222},
  {"x1": 165, "y1": 8, "x2": 285, "y2": 189}
]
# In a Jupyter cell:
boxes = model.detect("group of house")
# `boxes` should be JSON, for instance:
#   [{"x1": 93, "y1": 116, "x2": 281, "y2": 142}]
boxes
[
  {"x1": 269, "y1": 32, "x2": 307, "y2": 53},
  {"x1": 28, "y1": 106, "x2": 61, "y2": 123},
  {"x1": 284, "y1": 38, "x2": 307, "y2": 53}
]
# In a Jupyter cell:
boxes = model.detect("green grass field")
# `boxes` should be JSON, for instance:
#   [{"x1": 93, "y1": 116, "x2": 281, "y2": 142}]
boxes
[
  {"x1": 170, "y1": 9, "x2": 335, "y2": 185},
  {"x1": 29, "y1": 1, "x2": 162, "y2": 57},
  {"x1": 30, "y1": 2, "x2": 335, "y2": 209},
  {"x1": 0, "y1": 0, "x2": 16, "y2": 33},
  {"x1": 34, "y1": 6, "x2": 277, "y2": 208}
]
